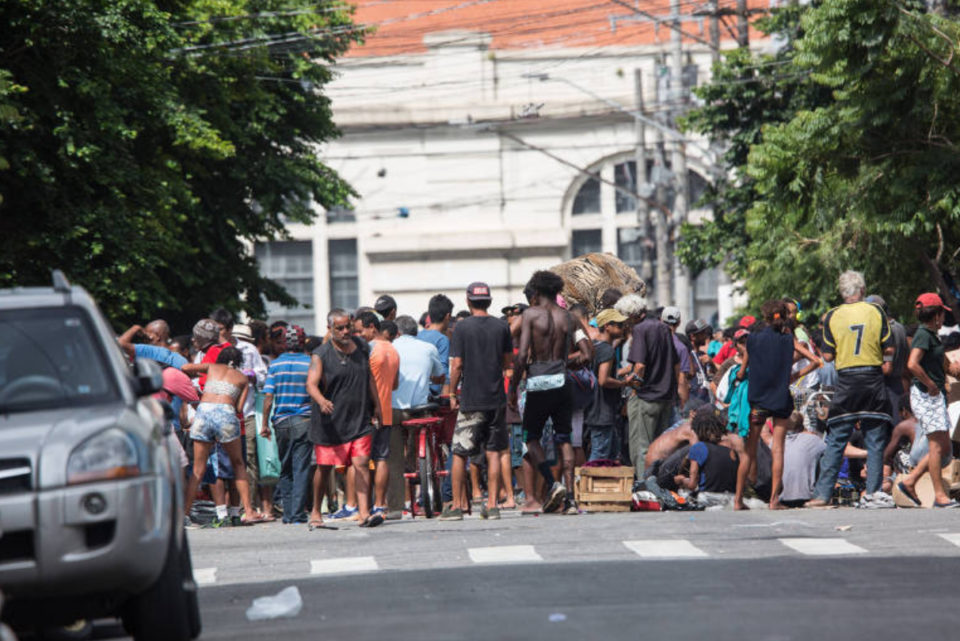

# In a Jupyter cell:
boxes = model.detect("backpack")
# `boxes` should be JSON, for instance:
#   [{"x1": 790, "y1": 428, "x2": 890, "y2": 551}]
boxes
[{"x1": 568, "y1": 366, "x2": 597, "y2": 410}]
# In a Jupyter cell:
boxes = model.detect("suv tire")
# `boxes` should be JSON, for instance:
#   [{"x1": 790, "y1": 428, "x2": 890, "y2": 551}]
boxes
[{"x1": 120, "y1": 529, "x2": 194, "y2": 641}]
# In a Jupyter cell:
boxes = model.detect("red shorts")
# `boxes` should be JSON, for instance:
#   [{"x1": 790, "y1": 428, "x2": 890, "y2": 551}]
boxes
[{"x1": 315, "y1": 435, "x2": 373, "y2": 466}]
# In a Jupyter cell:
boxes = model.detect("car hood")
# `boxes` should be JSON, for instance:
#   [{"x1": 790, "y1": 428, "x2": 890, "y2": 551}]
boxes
[{"x1": 0, "y1": 403, "x2": 131, "y2": 490}]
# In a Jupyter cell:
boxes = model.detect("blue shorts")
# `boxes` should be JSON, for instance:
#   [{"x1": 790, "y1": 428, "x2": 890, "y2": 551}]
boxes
[
  {"x1": 203, "y1": 437, "x2": 247, "y2": 482},
  {"x1": 191, "y1": 402, "x2": 241, "y2": 444}
]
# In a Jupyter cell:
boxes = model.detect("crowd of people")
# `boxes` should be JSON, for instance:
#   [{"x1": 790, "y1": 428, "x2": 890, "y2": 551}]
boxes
[{"x1": 118, "y1": 267, "x2": 960, "y2": 529}]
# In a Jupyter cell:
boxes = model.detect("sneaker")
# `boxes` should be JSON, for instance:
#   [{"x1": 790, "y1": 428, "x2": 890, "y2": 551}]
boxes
[
  {"x1": 438, "y1": 506, "x2": 463, "y2": 521},
  {"x1": 184, "y1": 515, "x2": 200, "y2": 530},
  {"x1": 328, "y1": 505, "x2": 359, "y2": 520},
  {"x1": 480, "y1": 505, "x2": 501, "y2": 520},
  {"x1": 895, "y1": 450, "x2": 914, "y2": 473},
  {"x1": 564, "y1": 499, "x2": 579, "y2": 515},
  {"x1": 203, "y1": 517, "x2": 230, "y2": 529},
  {"x1": 371, "y1": 506, "x2": 386, "y2": 517},
  {"x1": 859, "y1": 491, "x2": 896, "y2": 509},
  {"x1": 543, "y1": 483, "x2": 567, "y2": 513}
]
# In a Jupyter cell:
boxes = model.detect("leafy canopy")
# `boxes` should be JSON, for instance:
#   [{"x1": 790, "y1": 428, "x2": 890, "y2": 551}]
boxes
[
  {"x1": 680, "y1": 0, "x2": 960, "y2": 321},
  {"x1": 0, "y1": 0, "x2": 362, "y2": 329}
]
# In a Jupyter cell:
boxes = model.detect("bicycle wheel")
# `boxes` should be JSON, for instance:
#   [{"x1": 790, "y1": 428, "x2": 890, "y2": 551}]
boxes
[{"x1": 419, "y1": 446, "x2": 435, "y2": 519}]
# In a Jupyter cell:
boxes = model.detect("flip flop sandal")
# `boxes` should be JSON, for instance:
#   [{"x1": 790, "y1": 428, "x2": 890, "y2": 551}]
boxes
[
  {"x1": 308, "y1": 521, "x2": 338, "y2": 531},
  {"x1": 897, "y1": 481, "x2": 922, "y2": 507},
  {"x1": 359, "y1": 514, "x2": 384, "y2": 528},
  {"x1": 934, "y1": 500, "x2": 960, "y2": 508}
]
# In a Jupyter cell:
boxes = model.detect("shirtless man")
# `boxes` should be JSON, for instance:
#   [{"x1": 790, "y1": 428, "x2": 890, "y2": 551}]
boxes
[
  {"x1": 509, "y1": 271, "x2": 575, "y2": 513},
  {"x1": 646, "y1": 417, "x2": 745, "y2": 474}
]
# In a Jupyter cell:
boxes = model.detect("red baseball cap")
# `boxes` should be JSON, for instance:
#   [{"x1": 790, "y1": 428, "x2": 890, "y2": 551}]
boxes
[
  {"x1": 915, "y1": 292, "x2": 951, "y2": 311},
  {"x1": 739, "y1": 315, "x2": 756, "y2": 329}
]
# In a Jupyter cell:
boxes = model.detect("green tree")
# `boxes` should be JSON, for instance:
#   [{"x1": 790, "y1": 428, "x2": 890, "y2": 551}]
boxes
[
  {"x1": 680, "y1": 0, "x2": 960, "y2": 320},
  {"x1": 0, "y1": 0, "x2": 361, "y2": 329}
]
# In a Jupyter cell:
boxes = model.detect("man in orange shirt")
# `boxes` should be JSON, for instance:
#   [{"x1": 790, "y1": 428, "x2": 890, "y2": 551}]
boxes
[{"x1": 355, "y1": 311, "x2": 400, "y2": 515}]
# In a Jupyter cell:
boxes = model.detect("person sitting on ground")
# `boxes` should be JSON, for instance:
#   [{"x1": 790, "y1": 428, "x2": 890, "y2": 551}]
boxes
[
  {"x1": 881, "y1": 393, "x2": 916, "y2": 493},
  {"x1": 779, "y1": 412, "x2": 826, "y2": 507},
  {"x1": 673, "y1": 408, "x2": 740, "y2": 501}
]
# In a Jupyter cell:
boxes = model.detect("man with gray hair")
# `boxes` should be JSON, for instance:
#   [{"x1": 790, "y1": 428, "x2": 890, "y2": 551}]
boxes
[
  {"x1": 625, "y1": 294, "x2": 680, "y2": 479},
  {"x1": 393, "y1": 315, "x2": 445, "y2": 411},
  {"x1": 807, "y1": 270, "x2": 896, "y2": 508}
]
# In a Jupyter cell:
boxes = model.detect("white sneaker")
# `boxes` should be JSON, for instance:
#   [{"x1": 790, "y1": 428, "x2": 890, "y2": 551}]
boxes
[
  {"x1": 859, "y1": 491, "x2": 896, "y2": 509},
  {"x1": 543, "y1": 482, "x2": 567, "y2": 513}
]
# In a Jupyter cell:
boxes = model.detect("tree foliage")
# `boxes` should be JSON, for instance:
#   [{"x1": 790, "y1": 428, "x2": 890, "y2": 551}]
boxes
[
  {"x1": 0, "y1": 0, "x2": 361, "y2": 329},
  {"x1": 680, "y1": 0, "x2": 960, "y2": 320}
]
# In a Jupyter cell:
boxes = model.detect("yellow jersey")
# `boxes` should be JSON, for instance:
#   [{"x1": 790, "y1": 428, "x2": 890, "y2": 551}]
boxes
[{"x1": 822, "y1": 301, "x2": 892, "y2": 370}]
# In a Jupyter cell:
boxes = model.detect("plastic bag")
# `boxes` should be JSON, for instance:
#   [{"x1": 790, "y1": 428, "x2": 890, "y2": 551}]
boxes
[
  {"x1": 246, "y1": 586, "x2": 303, "y2": 621},
  {"x1": 255, "y1": 392, "x2": 280, "y2": 481}
]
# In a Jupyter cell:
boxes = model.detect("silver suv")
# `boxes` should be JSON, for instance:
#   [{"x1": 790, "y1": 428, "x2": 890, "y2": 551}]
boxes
[{"x1": 0, "y1": 272, "x2": 200, "y2": 641}]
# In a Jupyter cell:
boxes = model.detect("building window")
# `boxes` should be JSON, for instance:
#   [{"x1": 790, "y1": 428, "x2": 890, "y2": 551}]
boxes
[
  {"x1": 326, "y1": 206, "x2": 356, "y2": 223},
  {"x1": 571, "y1": 176, "x2": 600, "y2": 215},
  {"x1": 571, "y1": 229, "x2": 602, "y2": 258},
  {"x1": 255, "y1": 240, "x2": 315, "y2": 333},
  {"x1": 617, "y1": 227, "x2": 655, "y2": 296},
  {"x1": 329, "y1": 238, "x2": 359, "y2": 311},
  {"x1": 614, "y1": 161, "x2": 636, "y2": 213}
]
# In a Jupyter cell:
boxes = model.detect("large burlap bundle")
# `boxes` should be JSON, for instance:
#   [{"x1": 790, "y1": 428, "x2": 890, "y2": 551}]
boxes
[{"x1": 550, "y1": 253, "x2": 647, "y2": 316}]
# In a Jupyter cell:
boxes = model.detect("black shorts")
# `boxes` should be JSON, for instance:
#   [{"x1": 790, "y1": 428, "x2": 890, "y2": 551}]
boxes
[
  {"x1": 452, "y1": 406, "x2": 508, "y2": 457},
  {"x1": 828, "y1": 366, "x2": 892, "y2": 427},
  {"x1": 523, "y1": 382, "x2": 573, "y2": 443},
  {"x1": 371, "y1": 426, "x2": 390, "y2": 461}
]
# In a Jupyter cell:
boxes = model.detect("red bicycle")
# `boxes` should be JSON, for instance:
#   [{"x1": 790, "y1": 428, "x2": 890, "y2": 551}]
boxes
[{"x1": 401, "y1": 400, "x2": 454, "y2": 518}]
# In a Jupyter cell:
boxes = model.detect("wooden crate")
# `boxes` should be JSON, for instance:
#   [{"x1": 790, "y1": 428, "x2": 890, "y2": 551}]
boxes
[{"x1": 574, "y1": 466, "x2": 634, "y2": 512}]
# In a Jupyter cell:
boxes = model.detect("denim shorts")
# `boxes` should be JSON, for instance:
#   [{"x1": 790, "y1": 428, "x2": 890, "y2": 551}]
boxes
[{"x1": 191, "y1": 402, "x2": 241, "y2": 443}]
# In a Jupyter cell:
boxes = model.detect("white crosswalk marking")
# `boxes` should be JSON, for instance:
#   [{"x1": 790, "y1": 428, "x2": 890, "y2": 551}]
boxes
[
  {"x1": 310, "y1": 556, "x2": 379, "y2": 575},
  {"x1": 936, "y1": 533, "x2": 960, "y2": 547},
  {"x1": 193, "y1": 567, "x2": 217, "y2": 586},
  {"x1": 468, "y1": 545, "x2": 542, "y2": 564},
  {"x1": 623, "y1": 539, "x2": 708, "y2": 558},
  {"x1": 779, "y1": 538, "x2": 867, "y2": 556}
]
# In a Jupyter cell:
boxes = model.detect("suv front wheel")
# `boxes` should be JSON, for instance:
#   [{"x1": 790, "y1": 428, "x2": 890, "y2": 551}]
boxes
[{"x1": 121, "y1": 527, "x2": 200, "y2": 641}]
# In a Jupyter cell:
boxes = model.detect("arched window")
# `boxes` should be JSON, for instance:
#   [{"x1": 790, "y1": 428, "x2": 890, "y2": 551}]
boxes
[{"x1": 571, "y1": 176, "x2": 600, "y2": 215}]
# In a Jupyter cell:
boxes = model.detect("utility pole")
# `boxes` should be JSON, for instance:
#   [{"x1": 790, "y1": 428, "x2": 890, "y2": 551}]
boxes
[
  {"x1": 653, "y1": 66, "x2": 672, "y2": 308},
  {"x1": 634, "y1": 69, "x2": 653, "y2": 288},
  {"x1": 737, "y1": 0, "x2": 749, "y2": 48},
  {"x1": 709, "y1": 0, "x2": 721, "y2": 67},
  {"x1": 670, "y1": 0, "x2": 691, "y2": 323}
]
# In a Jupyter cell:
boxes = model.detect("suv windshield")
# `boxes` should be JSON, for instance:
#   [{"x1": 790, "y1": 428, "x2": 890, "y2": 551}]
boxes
[{"x1": 0, "y1": 306, "x2": 119, "y2": 414}]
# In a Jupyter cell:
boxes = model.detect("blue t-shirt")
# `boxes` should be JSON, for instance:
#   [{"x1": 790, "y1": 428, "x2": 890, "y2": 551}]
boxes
[
  {"x1": 417, "y1": 329, "x2": 450, "y2": 394},
  {"x1": 134, "y1": 344, "x2": 187, "y2": 370},
  {"x1": 263, "y1": 352, "x2": 312, "y2": 422}
]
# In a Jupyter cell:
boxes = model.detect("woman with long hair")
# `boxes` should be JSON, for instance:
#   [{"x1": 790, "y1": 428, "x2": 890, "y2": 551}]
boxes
[{"x1": 735, "y1": 300, "x2": 821, "y2": 510}]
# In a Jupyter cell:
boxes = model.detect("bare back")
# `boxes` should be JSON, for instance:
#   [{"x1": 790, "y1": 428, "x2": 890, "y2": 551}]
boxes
[
  {"x1": 525, "y1": 304, "x2": 571, "y2": 364},
  {"x1": 200, "y1": 363, "x2": 248, "y2": 410},
  {"x1": 645, "y1": 423, "x2": 696, "y2": 468}
]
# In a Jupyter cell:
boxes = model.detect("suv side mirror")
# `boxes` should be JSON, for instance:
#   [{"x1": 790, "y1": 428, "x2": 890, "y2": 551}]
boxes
[{"x1": 133, "y1": 359, "x2": 164, "y2": 396}]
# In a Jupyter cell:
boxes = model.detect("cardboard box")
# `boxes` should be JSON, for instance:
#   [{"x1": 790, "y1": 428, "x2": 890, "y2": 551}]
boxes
[
  {"x1": 892, "y1": 461, "x2": 960, "y2": 508},
  {"x1": 574, "y1": 466, "x2": 634, "y2": 512}
]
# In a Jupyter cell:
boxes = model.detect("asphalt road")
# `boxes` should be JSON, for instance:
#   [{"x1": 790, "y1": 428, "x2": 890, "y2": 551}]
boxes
[{"x1": 35, "y1": 508, "x2": 960, "y2": 640}]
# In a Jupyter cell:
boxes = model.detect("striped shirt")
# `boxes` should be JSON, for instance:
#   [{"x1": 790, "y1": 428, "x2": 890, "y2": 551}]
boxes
[{"x1": 263, "y1": 352, "x2": 312, "y2": 422}]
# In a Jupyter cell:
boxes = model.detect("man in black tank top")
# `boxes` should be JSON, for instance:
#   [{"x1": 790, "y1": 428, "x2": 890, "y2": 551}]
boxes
[
  {"x1": 306, "y1": 310, "x2": 383, "y2": 528},
  {"x1": 510, "y1": 271, "x2": 574, "y2": 514}
]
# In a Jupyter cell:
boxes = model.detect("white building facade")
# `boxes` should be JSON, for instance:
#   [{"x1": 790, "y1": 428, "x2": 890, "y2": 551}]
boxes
[{"x1": 257, "y1": 6, "x2": 764, "y2": 333}]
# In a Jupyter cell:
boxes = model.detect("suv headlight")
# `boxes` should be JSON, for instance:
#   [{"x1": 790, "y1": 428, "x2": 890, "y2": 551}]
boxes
[{"x1": 67, "y1": 428, "x2": 141, "y2": 485}]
